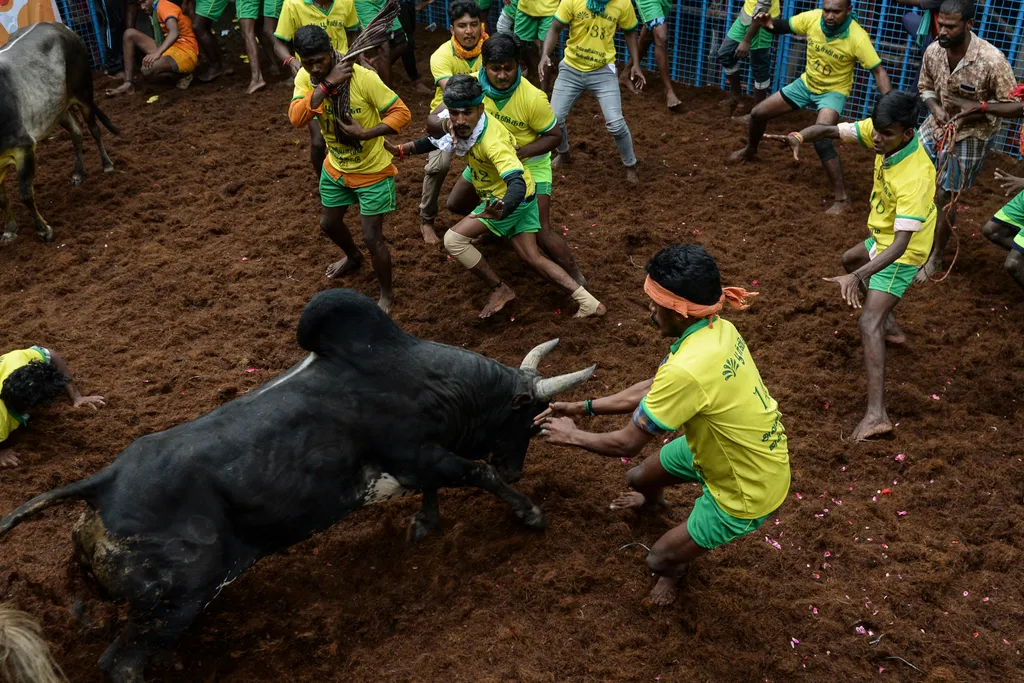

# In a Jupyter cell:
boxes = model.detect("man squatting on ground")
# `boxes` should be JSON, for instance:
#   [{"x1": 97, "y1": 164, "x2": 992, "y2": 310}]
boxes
[
  {"x1": 770, "y1": 91, "x2": 936, "y2": 441},
  {"x1": 391, "y1": 75, "x2": 606, "y2": 319},
  {"x1": 106, "y1": 0, "x2": 199, "y2": 96},
  {"x1": 419, "y1": 1, "x2": 488, "y2": 245},
  {"x1": 717, "y1": 0, "x2": 779, "y2": 114},
  {"x1": 444, "y1": 33, "x2": 587, "y2": 285},
  {"x1": 538, "y1": 0, "x2": 645, "y2": 184},
  {"x1": 732, "y1": 0, "x2": 892, "y2": 215},
  {"x1": 289, "y1": 25, "x2": 411, "y2": 314},
  {"x1": 274, "y1": 0, "x2": 360, "y2": 176},
  {"x1": 1, "y1": 346, "x2": 105, "y2": 468},
  {"x1": 536, "y1": 244, "x2": 790, "y2": 606},
  {"x1": 912, "y1": 0, "x2": 1017, "y2": 282}
]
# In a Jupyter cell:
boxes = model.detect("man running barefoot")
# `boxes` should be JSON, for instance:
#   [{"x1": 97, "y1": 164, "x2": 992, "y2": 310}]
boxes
[
  {"x1": 536, "y1": 244, "x2": 789, "y2": 606},
  {"x1": 393, "y1": 75, "x2": 605, "y2": 318},
  {"x1": 632, "y1": 0, "x2": 681, "y2": 109},
  {"x1": 730, "y1": 0, "x2": 892, "y2": 214},
  {"x1": 444, "y1": 34, "x2": 586, "y2": 284},
  {"x1": 105, "y1": 0, "x2": 199, "y2": 96},
  {"x1": 288, "y1": 26, "x2": 411, "y2": 314},
  {"x1": 769, "y1": 91, "x2": 936, "y2": 441}
]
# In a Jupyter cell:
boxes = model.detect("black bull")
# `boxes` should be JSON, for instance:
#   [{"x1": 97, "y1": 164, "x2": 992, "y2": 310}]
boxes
[{"x1": 0, "y1": 289, "x2": 595, "y2": 682}]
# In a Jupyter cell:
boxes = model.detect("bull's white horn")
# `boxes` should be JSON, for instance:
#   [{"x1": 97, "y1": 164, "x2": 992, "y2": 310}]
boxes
[
  {"x1": 535, "y1": 365, "x2": 596, "y2": 400},
  {"x1": 520, "y1": 338, "x2": 560, "y2": 371}
]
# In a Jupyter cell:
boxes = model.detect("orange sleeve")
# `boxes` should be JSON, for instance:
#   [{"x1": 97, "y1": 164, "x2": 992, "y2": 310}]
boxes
[
  {"x1": 380, "y1": 97, "x2": 411, "y2": 134},
  {"x1": 288, "y1": 91, "x2": 323, "y2": 129}
]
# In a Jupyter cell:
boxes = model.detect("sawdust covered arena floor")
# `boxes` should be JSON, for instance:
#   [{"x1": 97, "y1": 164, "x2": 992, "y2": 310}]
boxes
[{"x1": 1, "y1": 31, "x2": 1023, "y2": 682}]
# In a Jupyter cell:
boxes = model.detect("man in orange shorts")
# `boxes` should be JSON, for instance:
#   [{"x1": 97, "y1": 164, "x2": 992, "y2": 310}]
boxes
[{"x1": 106, "y1": 0, "x2": 199, "y2": 96}]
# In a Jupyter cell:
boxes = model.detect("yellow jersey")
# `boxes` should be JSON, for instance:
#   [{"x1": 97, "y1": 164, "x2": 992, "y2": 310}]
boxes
[
  {"x1": 480, "y1": 75, "x2": 557, "y2": 149},
  {"x1": 465, "y1": 114, "x2": 536, "y2": 200},
  {"x1": 274, "y1": 0, "x2": 359, "y2": 54},
  {"x1": 291, "y1": 64, "x2": 400, "y2": 176},
  {"x1": 788, "y1": 9, "x2": 882, "y2": 96},
  {"x1": 639, "y1": 318, "x2": 790, "y2": 519},
  {"x1": 554, "y1": 0, "x2": 638, "y2": 73},
  {"x1": 0, "y1": 346, "x2": 51, "y2": 443},
  {"x1": 742, "y1": 0, "x2": 779, "y2": 17},
  {"x1": 519, "y1": 0, "x2": 558, "y2": 18},
  {"x1": 839, "y1": 118, "x2": 937, "y2": 267},
  {"x1": 429, "y1": 40, "x2": 482, "y2": 110}
]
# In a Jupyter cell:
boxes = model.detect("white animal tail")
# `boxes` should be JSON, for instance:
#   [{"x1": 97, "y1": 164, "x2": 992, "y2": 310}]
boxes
[{"x1": 0, "y1": 604, "x2": 67, "y2": 683}]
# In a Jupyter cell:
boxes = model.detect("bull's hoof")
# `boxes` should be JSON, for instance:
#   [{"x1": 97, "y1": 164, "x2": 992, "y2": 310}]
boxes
[
  {"x1": 0, "y1": 231, "x2": 15, "y2": 245},
  {"x1": 516, "y1": 505, "x2": 546, "y2": 531},
  {"x1": 37, "y1": 227, "x2": 55, "y2": 242},
  {"x1": 71, "y1": 173, "x2": 84, "y2": 186},
  {"x1": 406, "y1": 513, "x2": 438, "y2": 544},
  {"x1": 103, "y1": 164, "x2": 115, "y2": 173}
]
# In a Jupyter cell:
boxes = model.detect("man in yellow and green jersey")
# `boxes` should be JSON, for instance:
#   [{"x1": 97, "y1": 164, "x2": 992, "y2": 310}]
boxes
[
  {"x1": 538, "y1": 0, "x2": 645, "y2": 183},
  {"x1": 353, "y1": 0, "x2": 408, "y2": 88},
  {"x1": 418, "y1": 0, "x2": 487, "y2": 245},
  {"x1": 1, "y1": 346, "x2": 105, "y2": 468},
  {"x1": 392, "y1": 75, "x2": 605, "y2": 320},
  {"x1": 289, "y1": 26, "x2": 411, "y2": 314},
  {"x1": 514, "y1": 0, "x2": 557, "y2": 91},
  {"x1": 772, "y1": 91, "x2": 935, "y2": 442},
  {"x1": 444, "y1": 34, "x2": 587, "y2": 285},
  {"x1": 632, "y1": 0, "x2": 681, "y2": 109},
  {"x1": 732, "y1": 0, "x2": 893, "y2": 215},
  {"x1": 536, "y1": 243, "x2": 788, "y2": 607},
  {"x1": 717, "y1": 0, "x2": 780, "y2": 112},
  {"x1": 273, "y1": 0, "x2": 360, "y2": 176}
]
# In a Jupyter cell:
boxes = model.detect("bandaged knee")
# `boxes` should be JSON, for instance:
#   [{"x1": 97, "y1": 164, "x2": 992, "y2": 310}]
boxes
[
  {"x1": 571, "y1": 286, "x2": 602, "y2": 317},
  {"x1": 444, "y1": 230, "x2": 482, "y2": 269},
  {"x1": 814, "y1": 139, "x2": 838, "y2": 162}
]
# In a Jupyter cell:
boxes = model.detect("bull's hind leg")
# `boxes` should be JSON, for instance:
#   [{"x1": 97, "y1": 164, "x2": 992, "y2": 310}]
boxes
[
  {"x1": 76, "y1": 103, "x2": 115, "y2": 172},
  {"x1": 99, "y1": 600, "x2": 205, "y2": 683},
  {"x1": 60, "y1": 111, "x2": 86, "y2": 186},
  {"x1": 0, "y1": 173, "x2": 17, "y2": 244},
  {"x1": 408, "y1": 488, "x2": 440, "y2": 543},
  {"x1": 14, "y1": 147, "x2": 54, "y2": 242}
]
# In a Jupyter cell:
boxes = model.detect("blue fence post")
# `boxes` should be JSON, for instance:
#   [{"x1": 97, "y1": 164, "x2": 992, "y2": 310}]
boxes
[
  {"x1": 693, "y1": 0, "x2": 707, "y2": 86},
  {"x1": 87, "y1": 0, "x2": 107, "y2": 66}
]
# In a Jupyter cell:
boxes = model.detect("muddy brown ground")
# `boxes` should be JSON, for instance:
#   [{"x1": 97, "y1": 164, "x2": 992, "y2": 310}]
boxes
[{"x1": 2, "y1": 31, "x2": 1023, "y2": 682}]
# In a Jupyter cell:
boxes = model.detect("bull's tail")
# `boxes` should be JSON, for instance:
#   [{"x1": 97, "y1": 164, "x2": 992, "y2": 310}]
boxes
[
  {"x1": 0, "y1": 604, "x2": 67, "y2": 683},
  {"x1": 0, "y1": 470, "x2": 112, "y2": 539},
  {"x1": 92, "y1": 104, "x2": 119, "y2": 136}
]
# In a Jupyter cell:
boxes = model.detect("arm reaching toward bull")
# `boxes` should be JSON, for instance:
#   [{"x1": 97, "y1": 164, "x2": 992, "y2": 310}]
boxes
[
  {"x1": 48, "y1": 349, "x2": 105, "y2": 409},
  {"x1": 535, "y1": 378, "x2": 655, "y2": 421}
]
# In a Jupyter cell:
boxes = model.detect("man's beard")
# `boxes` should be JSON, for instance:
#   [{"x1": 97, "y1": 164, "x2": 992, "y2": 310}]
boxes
[{"x1": 938, "y1": 33, "x2": 965, "y2": 48}]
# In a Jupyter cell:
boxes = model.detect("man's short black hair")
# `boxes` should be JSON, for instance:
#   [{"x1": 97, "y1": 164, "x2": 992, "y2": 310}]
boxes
[
  {"x1": 449, "y1": 0, "x2": 482, "y2": 25},
  {"x1": 646, "y1": 244, "x2": 723, "y2": 306},
  {"x1": 444, "y1": 73, "x2": 483, "y2": 104},
  {"x1": 293, "y1": 25, "x2": 333, "y2": 58},
  {"x1": 482, "y1": 33, "x2": 519, "y2": 65},
  {"x1": 0, "y1": 360, "x2": 68, "y2": 415},
  {"x1": 872, "y1": 90, "x2": 920, "y2": 131},
  {"x1": 938, "y1": 0, "x2": 974, "y2": 21}
]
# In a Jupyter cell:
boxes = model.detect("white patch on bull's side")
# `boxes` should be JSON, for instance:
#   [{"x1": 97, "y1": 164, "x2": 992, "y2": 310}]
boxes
[
  {"x1": 0, "y1": 23, "x2": 40, "y2": 53},
  {"x1": 362, "y1": 473, "x2": 414, "y2": 506},
  {"x1": 254, "y1": 353, "x2": 316, "y2": 396}
]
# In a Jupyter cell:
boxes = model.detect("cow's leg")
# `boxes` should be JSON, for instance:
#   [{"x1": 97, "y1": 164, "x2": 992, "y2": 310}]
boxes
[
  {"x1": 0, "y1": 172, "x2": 17, "y2": 244},
  {"x1": 60, "y1": 111, "x2": 86, "y2": 186},
  {"x1": 408, "y1": 488, "x2": 440, "y2": 543},
  {"x1": 14, "y1": 147, "x2": 53, "y2": 242},
  {"x1": 99, "y1": 600, "x2": 205, "y2": 683}
]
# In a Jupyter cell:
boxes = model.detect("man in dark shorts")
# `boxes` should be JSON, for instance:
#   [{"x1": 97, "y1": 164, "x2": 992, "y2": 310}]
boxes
[{"x1": 717, "y1": 0, "x2": 778, "y2": 113}]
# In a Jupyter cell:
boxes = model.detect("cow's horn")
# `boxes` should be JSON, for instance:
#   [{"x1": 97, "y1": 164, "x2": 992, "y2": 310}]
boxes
[
  {"x1": 520, "y1": 338, "x2": 560, "y2": 371},
  {"x1": 535, "y1": 365, "x2": 596, "y2": 400}
]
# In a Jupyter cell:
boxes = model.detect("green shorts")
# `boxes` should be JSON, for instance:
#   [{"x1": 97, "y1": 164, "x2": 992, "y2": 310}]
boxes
[
  {"x1": 196, "y1": 0, "x2": 228, "y2": 20},
  {"x1": 319, "y1": 171, "x2": 397, "y2": 215},
  {"x1": 462, "y1": 154, "x2": 552, "y2": 196},
  {"x1": 864, "y1": 238, "x2": 919, "y2": 298},
  {"x1": 637, "y1": 0, "x2": 672, "y2": 28},
  {"x1": 780, "y1": 77, "x2": 846, "y2": 114},
  {"x1": 993, "y1": 190, "x2": 1024, "y2": 254},
  {"x1": 514, "y1": 10, "x2": 554, "y2": 42},
  {"x1": 659, "y1": 437, "x2": 771, "y2": 550},
  {"x1": 502, "y1": 0, "x2": 518, "y2": 17},
  {"x1": 473, "y1": 194, "x2": 541, "y2": 238},
  {"x1": 236, "y1": 0, "x2": 283, "y2": 18},
  {"x1": 354, "y1": 0, "x2": 403, "y2": 32},
  {"x1": 476, "y1": 0, "x2": 493, "y2": 9}
]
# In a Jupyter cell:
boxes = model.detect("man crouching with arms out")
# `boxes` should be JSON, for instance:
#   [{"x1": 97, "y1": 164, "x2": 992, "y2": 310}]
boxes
[{"x1": 535, "y1": 244, "x2": 790, "y2": 606}]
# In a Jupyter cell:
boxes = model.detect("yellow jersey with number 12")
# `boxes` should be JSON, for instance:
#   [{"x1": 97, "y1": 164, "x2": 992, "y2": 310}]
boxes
[
  {"x1": 788, "y1": 9, "x2": 881, "y2": 96},
  {"x1": 465, "y1": 114, "x2": 536, "y2": 200},
  {"x1": 554, "y1": 0, "x2": 638, "y2": 73}
]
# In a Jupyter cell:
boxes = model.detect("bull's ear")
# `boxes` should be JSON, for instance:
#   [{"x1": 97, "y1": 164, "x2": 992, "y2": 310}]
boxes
[{"x1": 511, "y1": 391, "x2": 533, "y2": 408}]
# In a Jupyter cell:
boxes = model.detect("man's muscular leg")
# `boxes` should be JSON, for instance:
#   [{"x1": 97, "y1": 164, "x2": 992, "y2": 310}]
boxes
[
  {"x1": 321, "y1": 205, "x2": 363, "y2": 279},
  {"x1": 815, "y1": 107, "x2": 850, "y2": 215},
  {"x1": 610, "y1": 454, "x2": 685, "y2": 511},
  {"x1": 730, "y1": 91, "x2": 793, "y2": 161},
  {"x1": 841, "y1": 242, "x2": 904, "y2": 344},
  {"x1": 852, "y1": 288, "x2": 901, "y2": 441},
  {"x1": 445, "y1": 217, "x2": 516, "y2": 318},
  {"x1": 645, "y1": 520, "x2": 710, "y2": 606},
  {"x1": 651, "y1": 23, "x2": 680, "y2": 109}
]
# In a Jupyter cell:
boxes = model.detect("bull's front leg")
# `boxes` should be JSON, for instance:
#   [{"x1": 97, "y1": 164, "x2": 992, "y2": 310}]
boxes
[
  {"x1": 14, "y1": 146, "x2": 54, "y2": 242},
  {"x1": 407, "y1": 488, "x2": 440, "y2": 543},
  {"x1": 0, "y1": 175, "x2": 16, "y2": 244},
  {"x1": 60, "y1": 111, "x2": 87, "y2": 186}
]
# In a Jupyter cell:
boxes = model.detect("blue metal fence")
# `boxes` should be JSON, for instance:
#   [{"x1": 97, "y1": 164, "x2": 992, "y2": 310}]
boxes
[
  {"x1": 420, "y1": 0, "x2": 1024, "y2": 157},
  {"x1": 57, "y1": 0, "x2": 106, "y2": 67}
]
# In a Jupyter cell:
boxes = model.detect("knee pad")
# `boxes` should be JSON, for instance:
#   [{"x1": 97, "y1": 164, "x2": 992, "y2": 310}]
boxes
[
  {"x1": 814, "y1": 139, "x2": 838, "y2": 162},
  {"x1": 443, "y1": 230, "x2": 482, "y2": 268}
]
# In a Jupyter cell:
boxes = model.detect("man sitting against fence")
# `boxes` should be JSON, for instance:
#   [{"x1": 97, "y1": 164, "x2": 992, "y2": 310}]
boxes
[{"x1": 106, "y1": 0, "x2": 199, "y2": 96}]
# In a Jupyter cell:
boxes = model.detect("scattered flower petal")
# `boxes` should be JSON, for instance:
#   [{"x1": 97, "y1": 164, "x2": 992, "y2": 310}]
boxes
[{"x1": 895, "y1": 453, "x2": 905, "y2": 462}]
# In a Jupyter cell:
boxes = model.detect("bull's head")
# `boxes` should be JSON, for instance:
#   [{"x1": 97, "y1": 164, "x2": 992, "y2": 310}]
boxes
[{"x1": 489, "y1": 339, "x2": 595, "y2": 483}]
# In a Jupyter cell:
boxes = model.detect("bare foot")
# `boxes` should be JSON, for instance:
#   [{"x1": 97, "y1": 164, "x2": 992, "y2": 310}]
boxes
[
  {"x1": 719, "y1": 94, "x2": 739, "y2": 110},
  {"x1": 825, "y1": 199, "x2": 851, "y2": 215},
  {"x1": 574, "y1": 302, "x2": 607, "y2": 319},
  {"x1": 176, "y1": 74, "x2": 193, "y2": 90},
  {"x1": 729, "y1": 147, "x2": 755, "y2": 162},
  {"x1": 378, "y1": 292, "x2": 394, "y2": 315},
  {"x1": 609, "y1": 490, "x2": 668, "y2": 511},
  {"x1": 619, "y1": 74, "x2": 639, "y2": 95},
  {"x1": 326, "y1": 256, "x2": 362, "y2": 279},
  {"x1": 732, "y1": 114, "x2": 751, "y2": 126},
  {"x1": 247, "y1": 77, "x2": 266, "y2": 95},
  {"x1": 851, "y1": 414, "x2": 894, "y2": 441},
  {"x1": 625, "y1": 166, "x2": 639, "y2": 185},
  {"x1": 648, "y1": 576, "x2": 679, "y2": 606},
  {"x1": 479, "y1": 283, "x2": 515, "y2": 318},
  {"x1": 198, "y1": 66, "x2": 233, "y2": 83},
  {"x1": 666, "y1": 91, "x2": 682, "y2": 110},
  {"x1": 884, "y1": 319, "x2": 907, "y2": 345},
  {"x1": 913, "y1": 258, "x2": 941, "y2": 284},
  {"x1": 413, "y1": 80, "x2": 433, "y2": 94},
  {"x1": 551, "y1": 152, "x2": 570, "y2": 169},
  {"x1": 420, "y1": 223, "x2": 440, "y2": 245},
  {"x1": 105, "y1": 81, "x2": 135, "y2": 97}
]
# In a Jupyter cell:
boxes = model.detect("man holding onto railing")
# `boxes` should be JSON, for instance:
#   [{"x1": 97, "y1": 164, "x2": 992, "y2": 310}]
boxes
[
  {"x1": 717, "y1": 0, "x2": 779, "y2": 114},
  {"x1": 911, "y1": 0, "x2": 1017, "y2": 283},
  {"x1": 730, "y1": 0, "x2": 892, "y2": 215}
]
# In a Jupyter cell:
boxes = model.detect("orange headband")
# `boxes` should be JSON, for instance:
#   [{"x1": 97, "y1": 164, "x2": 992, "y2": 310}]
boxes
[{"x1": 644, "y1": 275, "x2": 757, "y2": 326}]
